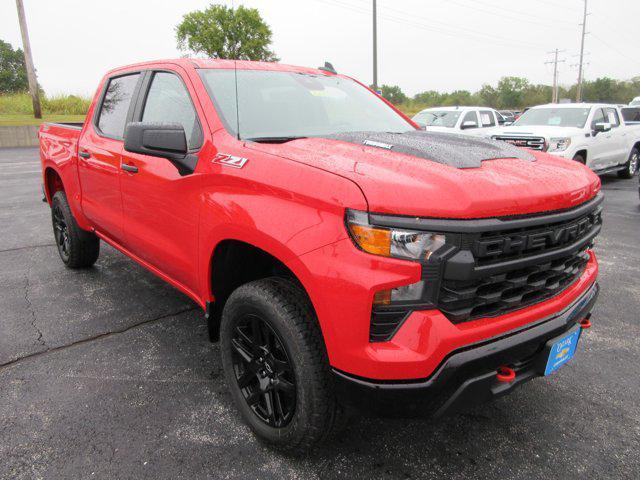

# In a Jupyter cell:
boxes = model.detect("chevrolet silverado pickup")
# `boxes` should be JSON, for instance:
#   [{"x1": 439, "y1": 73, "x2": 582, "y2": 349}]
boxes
[
  {"x1": 39, "y1": 59, "x2": 601, "y2": 452},
  {"x1": 493, "y1": 103, "x2": 640, "y2": 177},
  {"x1": 412, "y1": 106, "x2": 506, "y2": 136}
]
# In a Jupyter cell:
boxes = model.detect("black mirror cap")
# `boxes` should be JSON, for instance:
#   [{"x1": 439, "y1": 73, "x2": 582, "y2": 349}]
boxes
[
  {"x1": 124, "y1": 122, "x2": 196, "y2": 175},
  {"x1": 124, "y1": 122, "x2": 188, "y2": 157}
]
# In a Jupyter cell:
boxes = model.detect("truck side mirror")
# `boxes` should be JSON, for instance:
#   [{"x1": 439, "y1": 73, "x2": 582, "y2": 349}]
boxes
[
  {"x1": 460, "y1": 121, "x2": 478, "y2": 130},
  {"x1": 124, "y1": 122, "x2": 196, "y2": 175},
  {"x1": 593, "y1": 122, "x2": 612, "y2": 134}
]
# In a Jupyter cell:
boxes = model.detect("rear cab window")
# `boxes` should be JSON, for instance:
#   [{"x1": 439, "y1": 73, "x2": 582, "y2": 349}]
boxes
[{"x1": 95, "y1": 73, "x2": 141, "y2": 139}]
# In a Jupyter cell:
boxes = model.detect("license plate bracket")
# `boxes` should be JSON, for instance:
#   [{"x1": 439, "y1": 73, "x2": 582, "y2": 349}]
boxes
[{"x1": 541, "y1": 325, "x2": 581, "y2": 376}]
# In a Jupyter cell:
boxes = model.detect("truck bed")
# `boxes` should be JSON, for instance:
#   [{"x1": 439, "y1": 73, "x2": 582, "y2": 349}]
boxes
[{"x1": 39, "y1": 122, "x2": 83, "y2": 203}]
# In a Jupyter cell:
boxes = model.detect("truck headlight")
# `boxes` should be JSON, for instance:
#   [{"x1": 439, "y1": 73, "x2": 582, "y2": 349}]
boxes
[
  {"x1": 346, "y1": 209, "x2": 445, "y2": 261},
  {"x1": 548, "y1": 137, "x2": 571, "y2": 152}
]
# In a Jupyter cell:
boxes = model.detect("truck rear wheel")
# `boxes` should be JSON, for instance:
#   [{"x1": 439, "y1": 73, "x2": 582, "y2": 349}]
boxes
[
  {"x1": 51, "y1": 191, "x2": 100, "y2": 268},
  {"x1": 618, "y1": 148, "x2": 639, "y2": 179},
  {"x1": 220, "y1": 277, "x2": 343, "y2": 452}
]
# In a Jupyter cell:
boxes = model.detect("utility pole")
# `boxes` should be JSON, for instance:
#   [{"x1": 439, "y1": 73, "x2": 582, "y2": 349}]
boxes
[
  {"x1": 576, "y1": 0, "x2": 589, "y2": 102},
  {"x1": 372, "y1": 0, "x2": 378, "y2": 91},
  {"x1": 15, "y1": 0, "x2": 41, "y2": 119},
  {"x1": 545, "y1": 49, "x2": 565, "y2": 103}
]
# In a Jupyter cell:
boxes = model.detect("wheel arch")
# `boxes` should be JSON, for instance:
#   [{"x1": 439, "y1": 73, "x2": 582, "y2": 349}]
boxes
[
  {"x1": 44, "y1": 166, "x2": 65, "y2": 204},
  {"x1": 204, "y1": 236, "x2": 320, "y2": 342},
  {"x1": 574, "y1": 149, "x2": 588, "y2": 163}
]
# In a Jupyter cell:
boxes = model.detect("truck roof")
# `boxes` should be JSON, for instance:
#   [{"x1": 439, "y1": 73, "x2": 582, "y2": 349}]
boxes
[
  {"x1": 530, "y1": 103, "x2": 620, "y2": 109},
  {"x1": 418, "y1": 106, "x2": 494, "y2": 113},
  {"x1": 106, "y1": 58, "x2": 332, "y2": 77}
]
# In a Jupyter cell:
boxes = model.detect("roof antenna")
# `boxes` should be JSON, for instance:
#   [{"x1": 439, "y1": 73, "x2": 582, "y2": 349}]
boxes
[
  {"x1": 234, "y1": 58, "x2": 240, "y2": 141},
  {"x1": 318, "y1": 61, "x2": 337, "y2": 74}
]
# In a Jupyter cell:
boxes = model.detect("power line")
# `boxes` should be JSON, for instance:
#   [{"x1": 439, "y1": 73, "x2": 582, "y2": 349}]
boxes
[
  {"x1": 448, "y1": 0, "x2": 575, "y2": 30},
  {"x1": 590, "y1": 33, "x2": 640, "y2": 67},
  {"x1": 455, "y1": 0, "x2": 576, "y2": 27},
  {"x1": 312, "y1": 0, "x2": 550, "y2": 51}
]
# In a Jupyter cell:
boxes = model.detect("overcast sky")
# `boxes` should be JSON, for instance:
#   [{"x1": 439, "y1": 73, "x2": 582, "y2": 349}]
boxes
[{"x1": 1, "y1": 0, "x2": 638, "y2": 98}]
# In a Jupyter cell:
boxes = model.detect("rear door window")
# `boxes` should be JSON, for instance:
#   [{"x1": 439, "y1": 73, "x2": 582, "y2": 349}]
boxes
[
  {"x1": 141, "y1": 72, "x2": 203, "y2": 150},
  {"x1": 97, "y1": 73, "x2": 140, "y2": 139},
  {"x1": 479, "y1": 110, "x2": 496, "y2": 127}
]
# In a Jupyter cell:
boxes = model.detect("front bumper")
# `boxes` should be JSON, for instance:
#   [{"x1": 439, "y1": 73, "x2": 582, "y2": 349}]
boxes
[{"x1": 332, "y1": 281, "x2": 598, "y2": 417}]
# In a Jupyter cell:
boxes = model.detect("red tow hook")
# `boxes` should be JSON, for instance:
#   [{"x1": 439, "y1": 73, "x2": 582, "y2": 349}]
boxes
[
  {"x1": 496, "y1": 366, "x2": 516, "y2": 383},
  {"x1": 579, "y1": 312, "x2": 592, "y2": 329},
  {"x1": 579, "y1": 318, "x2": 592, "y2": 329}
]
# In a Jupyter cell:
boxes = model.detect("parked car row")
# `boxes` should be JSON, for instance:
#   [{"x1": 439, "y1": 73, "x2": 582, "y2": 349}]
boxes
[
  {"x1": 413, "y1": 103, "x2": 640, "y2": 178},
  {"x1": 412, "y1": 106, "x2": 509, "y2": 136}
]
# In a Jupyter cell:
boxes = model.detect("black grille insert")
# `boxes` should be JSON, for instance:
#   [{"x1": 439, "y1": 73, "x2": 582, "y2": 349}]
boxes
[{"x1": 439, "y1": 251, "x2": 590, "y2": 322}]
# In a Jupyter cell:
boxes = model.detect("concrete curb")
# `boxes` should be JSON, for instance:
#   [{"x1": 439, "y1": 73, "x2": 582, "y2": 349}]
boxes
[{"x1": 0, "y1": 126, "x2": 39, "y2": 148}]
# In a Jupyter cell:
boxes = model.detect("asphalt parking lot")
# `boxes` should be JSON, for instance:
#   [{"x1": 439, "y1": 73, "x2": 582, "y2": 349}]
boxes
[{"x1": 1, "y1": 146, "x2": 639, "y2": 479}]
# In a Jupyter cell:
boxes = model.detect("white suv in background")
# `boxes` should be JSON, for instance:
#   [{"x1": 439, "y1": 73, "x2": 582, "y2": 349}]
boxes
[
  {"x1": 412, "y1": 106, "x2": 505, "y2": 137},
  {"x1": 493, "y1": 103, "x2": 640, "y2": 177}
]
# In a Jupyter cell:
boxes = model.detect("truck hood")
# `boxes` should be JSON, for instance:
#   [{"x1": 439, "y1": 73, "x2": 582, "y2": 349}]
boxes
[
  {"x1": 248, "y1": 131, "x2": 600, "y2": 219},
  {"x1": 494, "y1": 125, "x2": 585, "y2": 139}
]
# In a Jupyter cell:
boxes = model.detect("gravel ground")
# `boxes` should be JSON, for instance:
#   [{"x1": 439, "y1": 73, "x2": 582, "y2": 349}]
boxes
[{"x1": 1, "y1": 147, "x2": 638, "y2": 479}]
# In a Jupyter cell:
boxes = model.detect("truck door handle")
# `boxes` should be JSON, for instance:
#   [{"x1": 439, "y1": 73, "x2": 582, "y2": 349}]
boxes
[
  {"x1": 121, "y1": 163, "x2": 138, "y2": 173},
  {"x1": 79, "y1": 151, "x2": 91, "y2": 159}
]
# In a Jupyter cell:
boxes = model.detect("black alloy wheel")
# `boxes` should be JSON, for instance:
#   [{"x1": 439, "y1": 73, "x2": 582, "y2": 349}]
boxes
[
  {"x1": 230, "y1": 313, "x2": 296, "y2": 428},
  {"x1": 52, "y1": 202, "x2": 71, "y2": 262}
]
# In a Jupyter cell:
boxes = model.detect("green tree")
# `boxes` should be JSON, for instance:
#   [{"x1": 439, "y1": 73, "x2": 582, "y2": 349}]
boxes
[
  {"x1": 176, "y1": 4, "x2": 278, "y2": 61},
  {"x1": 0, "y1": 39, "x2": 28, "y2": 94},
  {"x1": 413, "y1": 90, "x2": 444, "y2": 106},
  {"x1": 440, "y1": 90, "x2": 478, "y2": 106},
  {"x1": 496, "y1": 76, "x2": 530, "y2": 109},
  {"x1": 376, "y1": 84, "x2": 407, "y2": 105},
  {"x1": 477, "y1": 84, "x2": 498, "y2": 107}
]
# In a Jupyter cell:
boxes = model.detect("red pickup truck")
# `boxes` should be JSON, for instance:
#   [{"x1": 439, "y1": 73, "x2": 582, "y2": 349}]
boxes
[{"x1": 39, "y1": 59, "x2": 601, "y2": 451}]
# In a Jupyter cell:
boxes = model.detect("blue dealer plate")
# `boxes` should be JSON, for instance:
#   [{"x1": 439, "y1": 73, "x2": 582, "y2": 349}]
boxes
[{"x1": 544, "y1": 328, "x2": 581, "y2": 376}]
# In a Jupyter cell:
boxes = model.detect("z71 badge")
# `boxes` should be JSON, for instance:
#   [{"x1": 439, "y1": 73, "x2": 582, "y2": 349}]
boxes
[{"x1": 212, "y1": 153, "x2": 248, "y2": 168}]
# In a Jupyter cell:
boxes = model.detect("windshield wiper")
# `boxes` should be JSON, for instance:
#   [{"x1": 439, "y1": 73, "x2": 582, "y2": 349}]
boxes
[{"x1": 244, "y1": 136, "x2": 308, "y2": 144}]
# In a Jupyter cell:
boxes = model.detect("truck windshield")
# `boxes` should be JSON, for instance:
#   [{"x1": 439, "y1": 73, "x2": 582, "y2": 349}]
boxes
[
  {"x1": 198, "y1": 69, "x2": 414, "y2": 140},
  {"x1": 412, "y1": 111, "x2": 461, "y2": 128},
  {"x1": 514, "y1": 107, "x2": 591, "y2": 128}
]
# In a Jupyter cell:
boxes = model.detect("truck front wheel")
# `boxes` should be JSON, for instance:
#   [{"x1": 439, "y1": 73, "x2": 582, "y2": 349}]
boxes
[
  {"x1": 220, "y1": 277, "x2": 343, "y2": 452},
  {"x1": 51, "y1": 191, "x2": 100, "y2": 268},
  {"x1": 618, "y1": 148, "x2": 639, "y2": 179}
]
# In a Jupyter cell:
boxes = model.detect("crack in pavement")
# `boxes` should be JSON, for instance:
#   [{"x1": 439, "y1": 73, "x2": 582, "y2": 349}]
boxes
[
  {"x1": 0, "y1": 243, "x2": 56, "y2": 254},
  {"x1": 23, "y1": 275, "x2": 45, "y2": 347},
  {"x1": 0, "y1": 306, "x2": 199, "y2": 371}
]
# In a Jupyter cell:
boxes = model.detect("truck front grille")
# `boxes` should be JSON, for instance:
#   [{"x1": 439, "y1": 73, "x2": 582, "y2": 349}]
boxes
[
  {"x1": 493, "y1": 135, "x2": 546, "y2": 151},
  {"x1": 435, "y1": 197, "x2": 602, "y2": 323}
]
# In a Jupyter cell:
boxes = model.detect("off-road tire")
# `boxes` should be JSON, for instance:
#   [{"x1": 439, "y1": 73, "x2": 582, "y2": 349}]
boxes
[
  {"x1": 51, "y1": 191, "x2": 100, "y2": 268},
  {"x1": 220, "y1": 277, "x2": 345, "y2": 453}
]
